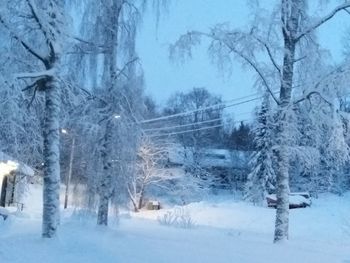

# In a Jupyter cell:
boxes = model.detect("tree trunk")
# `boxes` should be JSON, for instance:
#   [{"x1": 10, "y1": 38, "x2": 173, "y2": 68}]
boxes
[
  {"x1": 42, "y1": 76, "x2": 61, "y2": 238},
  {"x1": 273, "y1": 32, "x2": 296, "y2": 242},
  {"x1": 97, "y1": 120, "x2": 114, "y2": 226},
  {"x1": 127, "y1": 183, "x2": 139, "y2": 212},
  {"x1": 96, "y1": 1, "x2": 122, "y2": 226},
  {"x1": 130, "y1": 196, "x2": 139, "y2": 212},
  {"x1": 273, "y1": 142, "x2": 290, "y2": 242},
  {"x1": 137, "y1": 187, "x2": 145, "y2": 210}
]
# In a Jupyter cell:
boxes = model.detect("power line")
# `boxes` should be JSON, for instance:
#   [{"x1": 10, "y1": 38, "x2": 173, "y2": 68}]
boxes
[
  {"x1": 139, "y1": 91, "x2": 268, "y2": 124},
  {"x1": 149, "y1": 119, "x2": 249, "y2": 138},
  {"x1": 143, "y1": 117, "x2": 222, "y2": 132},
  {"x1": 143, "y1": 111, "x2": 253, "y2": 133},
  {"x1": 149, "y1": 124, "x2": 224, "y2": 138}
]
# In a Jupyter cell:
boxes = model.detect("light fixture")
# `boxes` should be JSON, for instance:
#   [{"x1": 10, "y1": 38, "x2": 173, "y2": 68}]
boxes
[{"x1": 61, "y1": 128, "x2": 68, "y2": 134}]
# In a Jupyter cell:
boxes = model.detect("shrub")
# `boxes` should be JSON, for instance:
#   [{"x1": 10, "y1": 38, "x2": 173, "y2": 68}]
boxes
[{"x1": 157, "y1": 207, "x2": 195, "y2": 229}]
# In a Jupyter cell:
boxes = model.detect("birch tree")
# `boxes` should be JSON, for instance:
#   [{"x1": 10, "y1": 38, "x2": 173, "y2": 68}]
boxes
[
  {"x1": 171, "y1": 0, "x2": 350, "y2": 242},
  {"x1": 0, "y1": 0, "x2": 70, "y2": 238},
  {"x1": 0, "y1": 0, "x2": 66, "y2": 238},
  {"x1": 68, "y1": 0, "x2": 148, "y2": 225}
]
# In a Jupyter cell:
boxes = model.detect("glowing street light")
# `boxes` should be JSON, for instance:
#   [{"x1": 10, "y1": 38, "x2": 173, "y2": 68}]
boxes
[
  {"x1": 61, "y1": 128, "x2": 68, "y2": 134},
  {"x1": 114, "y1": 114, "x2": 121, "y2": 119}
]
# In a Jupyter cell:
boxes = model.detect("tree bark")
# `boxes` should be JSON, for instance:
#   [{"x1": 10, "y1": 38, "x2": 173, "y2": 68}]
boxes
[
  {"x1": 130, "y1": 196, "x2": 139, "y2": 212},
  {"x1": 97, "y1": 120, "x2": 114, "y2": 226},
  {"x1": 273, "y1": 12, "x2": 296, "y2": 241},
  {"x1": 42, "y1": 75, "x2": 61, "y2": 238},
  {"x1": 96, "y1": 1, "x2": 122, "y2": 226},
  {"x1": 137, "y1": 186, "x2": 145, "y2": 210}
]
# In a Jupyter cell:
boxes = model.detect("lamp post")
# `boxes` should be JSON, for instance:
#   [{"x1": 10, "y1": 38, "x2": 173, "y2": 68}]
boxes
[
  {"x1": 62, "y1": 114, "x2": 120, "y2": 210},
  {"x1": 61, "y1": 128, "x2": 75, "y2": 209}
]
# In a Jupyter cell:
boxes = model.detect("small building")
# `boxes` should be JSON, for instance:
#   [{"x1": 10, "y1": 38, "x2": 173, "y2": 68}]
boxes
[
  {"x1": 166, "y1": 145, "x2": 250, "y2": 169},
  {"x1": 146, "y1": 200, "x2": 161, "y2": 210},
  {"x1": 166, "y1": 145, "x2": 251, "y2": 190},
  {"x1": 0, "y1": 152, "x2": 34, "y2": 209}
]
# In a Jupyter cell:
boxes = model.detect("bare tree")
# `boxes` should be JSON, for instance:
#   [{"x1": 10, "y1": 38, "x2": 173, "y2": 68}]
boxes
[{"x1": 128, "y1": 136, "x2": 170, "y2": 212}]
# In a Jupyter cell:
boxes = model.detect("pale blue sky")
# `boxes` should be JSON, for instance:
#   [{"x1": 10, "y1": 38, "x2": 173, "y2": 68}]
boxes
[{"x1": 136, "y1": 0, "x2": 350, "y2": 119}]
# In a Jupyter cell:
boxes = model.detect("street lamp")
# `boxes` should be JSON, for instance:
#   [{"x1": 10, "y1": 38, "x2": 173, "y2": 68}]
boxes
[
  {"x1": 114, "y1": 114, "x2": 121, "y2": 119},
  {"x1": 61, "y1": 128, "x2": 75, "y2": 209}
]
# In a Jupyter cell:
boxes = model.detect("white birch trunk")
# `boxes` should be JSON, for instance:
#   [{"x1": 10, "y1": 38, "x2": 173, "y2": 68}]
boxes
[
  {"x1": 273, "y1": 0, "x2": 298, "y2": 242},
  {"x1": 42, "y1": 75, "x2": 61, "y2": 238},
  {"x1": 97, "y1": 120, "x2": 114, "y2": 225},
  {"x1": 274, "y1": 142, "x2": 290, "y2": 242},
  {"x1": 96, "y1": 1, "x2": 121, "y2": 226}
]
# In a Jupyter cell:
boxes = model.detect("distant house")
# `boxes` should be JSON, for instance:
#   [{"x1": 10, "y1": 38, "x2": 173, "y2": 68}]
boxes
[
  {"x1": 166, "y1": 145, "x2": 250, "y2": 169},
  {"x1": 166, "y1": 145, "x2": 251, "y2": 190},
  {"x1": 0, "y1": 152, "x2": 34, "y2": 209}
]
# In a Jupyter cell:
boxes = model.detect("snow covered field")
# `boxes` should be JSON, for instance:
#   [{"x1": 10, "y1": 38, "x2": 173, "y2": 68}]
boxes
[{"x1": 0, "y1": 185, "x2": 349, "y2": 263}]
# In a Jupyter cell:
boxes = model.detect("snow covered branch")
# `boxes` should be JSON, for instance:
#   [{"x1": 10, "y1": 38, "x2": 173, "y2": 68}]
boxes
[
  {"x1": 15, "y1": 69, "x2": 56, "y2": 79},
  {"x1": 113, "y1": 57, "x2": 139, "y2": 82},
  {"x1": 254, "y1": 37, "x2": 281, "y2": 76},
  {"x1": 296, "y1": 2, "x2": 350, "y2": 42},
  {"x1": 25, "y1": 0, "x2": 56, "y2": 58},
  {"x1": 293, "y1": 91, "x2": 332, "y2": 106},
  {"x1": 0, "y1": 16, "x2": 46, "y2": 64},
  {"x1": 171, "y1": 30, "x2": 280, "y2": 105}
]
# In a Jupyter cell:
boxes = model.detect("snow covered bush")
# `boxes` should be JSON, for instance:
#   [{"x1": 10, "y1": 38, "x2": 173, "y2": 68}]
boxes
[{"x1": 157, "y1": 207, "x2": 195, "y2": 229}]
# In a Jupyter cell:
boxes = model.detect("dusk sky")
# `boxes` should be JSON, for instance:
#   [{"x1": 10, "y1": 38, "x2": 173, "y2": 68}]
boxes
[{"x1": 137, "y1": 0, "x2": 350, "y2": 120}]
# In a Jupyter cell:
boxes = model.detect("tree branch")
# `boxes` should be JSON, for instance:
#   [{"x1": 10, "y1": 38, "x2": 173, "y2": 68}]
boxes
[
  {"x1": 296, "y1": 2, "x2": 350, "y2": 42},
  {"x1": 22, "y1": 82, "x2": 37, "y2": 92},
  {"x1": 225, "y1": 42, "x2": 280, "y2": 105},
  {"x1": 25, "y1": 0, "x2": 55, "y2": 59},
  {"x1": 255, "y1": 37, "x2": 281, "y2": 76},
  {"x1": 293, "y1": 56, "x2": 307, "y2": 64},
  {"x1": 69, "y1": 35, "x2": 111, "y2": 51},
  {"x1": 190, "y1": 31, "x2": 280, "y2": 105},
  {"x1": 293, "y1": 91, "x2": 332, "y2": 106},
  {"x1": 15, "y1": 69, "x2": 55, "y2": 79},
  {"x1": 27, "y1": 86, "x2": 38, "y2": 109},
  {"x1": 293, "y1": 66, "x2": 346, "y2": 105},
  {"x1": 114, "y1": 57, "x2": 139, "y2": 80},
  {"x1": 0, "y1": 16, "x2": 46, "y2": 64}
]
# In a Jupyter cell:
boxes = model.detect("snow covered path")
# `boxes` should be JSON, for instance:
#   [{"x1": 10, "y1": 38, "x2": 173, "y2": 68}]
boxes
[{"x1": 0, "y1": 187, "x2": 350, "y2": 263}]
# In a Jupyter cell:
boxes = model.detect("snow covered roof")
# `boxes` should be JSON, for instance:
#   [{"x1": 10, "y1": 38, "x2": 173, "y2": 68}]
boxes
[{"x1": 0, "y1": 152, "x2": 34, "y2": 177}]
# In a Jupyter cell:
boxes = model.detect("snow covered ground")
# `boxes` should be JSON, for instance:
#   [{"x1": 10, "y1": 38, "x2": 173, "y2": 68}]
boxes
[{"x1": 0, "y1": 185, "x2": 349, "y2": 263}]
